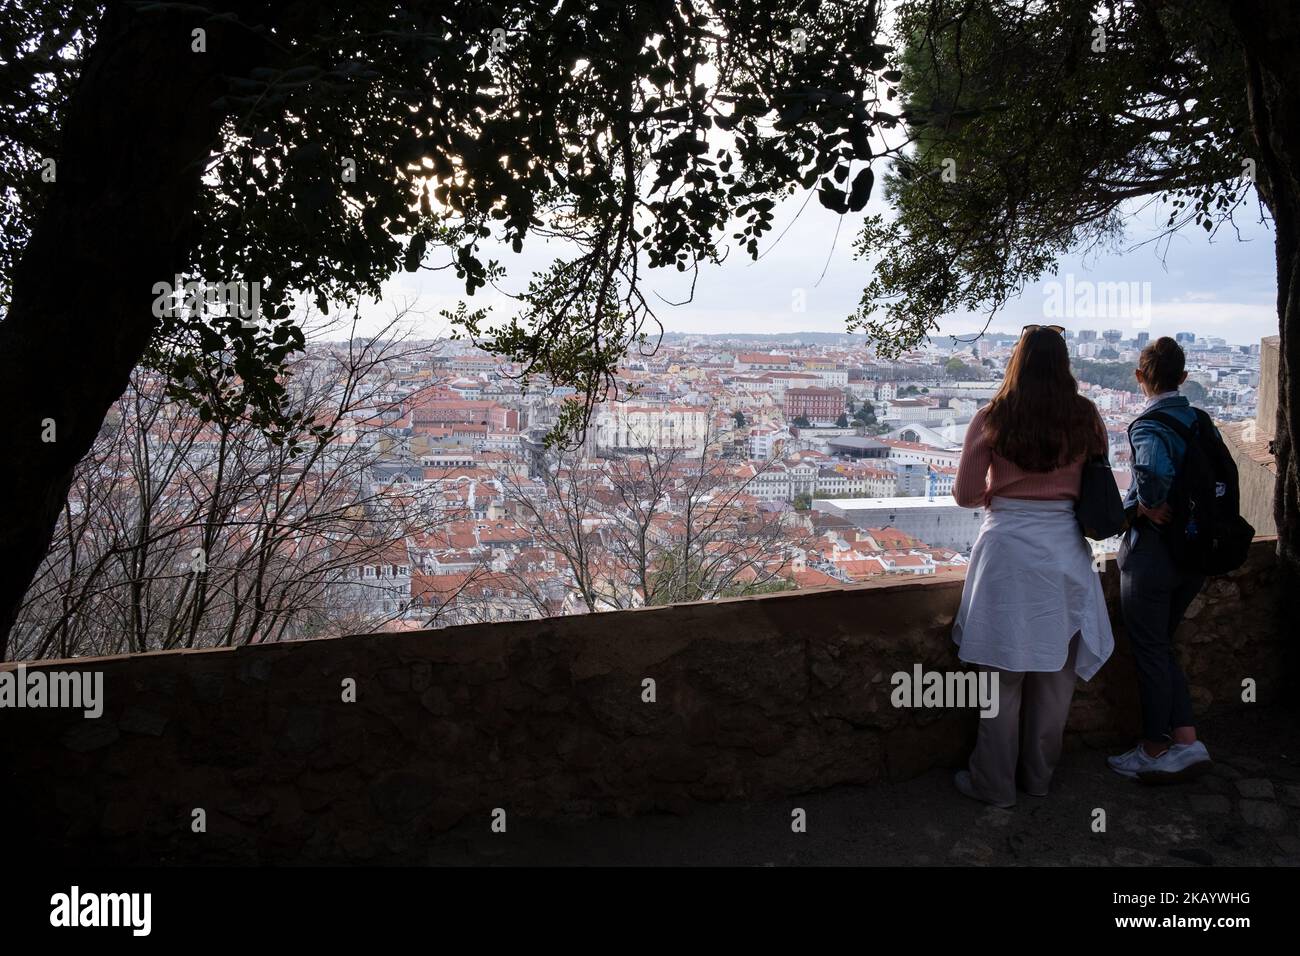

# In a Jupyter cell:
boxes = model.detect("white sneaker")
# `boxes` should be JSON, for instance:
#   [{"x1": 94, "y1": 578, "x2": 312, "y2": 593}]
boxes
[
  {"x1": 1107, "y1": 744, "x2": 1162, "y2": 779},
  {"x1": 1137, "y1": 741, "x2": 1212, "y2": 784}
]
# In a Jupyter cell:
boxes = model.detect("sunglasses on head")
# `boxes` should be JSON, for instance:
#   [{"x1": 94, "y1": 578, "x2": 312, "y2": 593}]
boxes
[{"x1": 1021, "y1": 324, "x2": 1065, "y2": 337}]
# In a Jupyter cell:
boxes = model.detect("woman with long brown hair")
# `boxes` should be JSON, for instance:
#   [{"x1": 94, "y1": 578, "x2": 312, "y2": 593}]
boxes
[{"x1": 950, "y1": 325, "x2": 1113, "y2": 808}]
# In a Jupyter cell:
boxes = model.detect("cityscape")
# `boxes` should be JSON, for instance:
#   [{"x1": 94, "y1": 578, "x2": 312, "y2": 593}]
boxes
[
  {"x1": 12, "y1": 322, "x2": 1264, "y2": 660},
  {"x1": 3, "y1": 0, "x2": 1297, "y2": 892}
]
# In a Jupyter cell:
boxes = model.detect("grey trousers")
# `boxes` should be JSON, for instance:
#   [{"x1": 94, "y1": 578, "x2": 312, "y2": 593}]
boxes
[{"x1": 968, "y1": 635, "x2": 1080, "y2": 807}]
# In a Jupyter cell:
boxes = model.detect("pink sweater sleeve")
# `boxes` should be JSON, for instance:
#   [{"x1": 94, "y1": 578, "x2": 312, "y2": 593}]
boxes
[{"x1": 953, "y1": 407, "x2": 991, "y2": 508}]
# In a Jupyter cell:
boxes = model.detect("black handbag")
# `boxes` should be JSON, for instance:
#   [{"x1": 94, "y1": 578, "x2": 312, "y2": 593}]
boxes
[{"x1": 1075, "y1": 454, "x2": 1127, "y2": 540}]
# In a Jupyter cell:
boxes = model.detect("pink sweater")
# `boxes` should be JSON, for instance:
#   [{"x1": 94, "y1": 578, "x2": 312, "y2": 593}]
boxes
[{"x1": 953, "y1": 404, "x2": 1107, "y2": 507}]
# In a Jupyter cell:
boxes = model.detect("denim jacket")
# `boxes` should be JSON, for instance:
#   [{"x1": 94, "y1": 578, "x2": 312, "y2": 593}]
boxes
[
  {"x1": 1123, "y1": 392, "x2": 1201, "y2": 512},
  {"x1": 1118, "y1": 392, "x2": 1196, "y2": 548}
]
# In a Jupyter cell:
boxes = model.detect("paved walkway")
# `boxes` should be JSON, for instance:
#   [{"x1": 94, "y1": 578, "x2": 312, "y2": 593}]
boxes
[{"x1": 425, "y1": 706, "x2": 1300, "y2": 865}]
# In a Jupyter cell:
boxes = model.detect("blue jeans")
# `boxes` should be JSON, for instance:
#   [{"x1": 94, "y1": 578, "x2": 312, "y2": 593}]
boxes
[{"x1": 1117, "y1": 523, "x2": 1204, "y2": 742}]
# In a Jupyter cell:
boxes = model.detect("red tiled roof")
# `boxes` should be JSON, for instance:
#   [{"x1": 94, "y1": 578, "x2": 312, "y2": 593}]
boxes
[{"x1": 792, "y1": 569, "x2": 841, "y2": 588}]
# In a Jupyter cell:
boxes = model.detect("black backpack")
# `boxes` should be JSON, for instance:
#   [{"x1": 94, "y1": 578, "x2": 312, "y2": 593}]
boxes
[{"x1": 1127, "y1": 407, "x2": 1255, "y2": 576}]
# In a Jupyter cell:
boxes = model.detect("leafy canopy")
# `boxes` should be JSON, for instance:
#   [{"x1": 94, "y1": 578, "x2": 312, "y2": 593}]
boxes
[
  {"x1": 2, "y1": 0, "x2": 902, "y2": 446},
  {"x1": 850, "y1": 0, "x2": 1258, "y2": 357}
]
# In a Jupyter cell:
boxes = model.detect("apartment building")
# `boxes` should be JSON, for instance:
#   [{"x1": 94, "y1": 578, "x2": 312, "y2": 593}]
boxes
[
  {"x1": 589, "y1": 403, "x2": 711, "y2": 454},
  {"x1": 784, "y1": 387, "x2": 845, "y2": 424}
]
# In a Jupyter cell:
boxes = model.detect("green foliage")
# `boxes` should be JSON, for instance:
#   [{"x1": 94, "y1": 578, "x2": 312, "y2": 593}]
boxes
[
  {"x1": 836, "y1": 412, "x2": 849, "y2": 427},
  {"x1": 1070, "y1": 358, "x2": 1208, "y2": 404},
  {"x1": 0, "y1": 1, "x2": 1271, "y2": 454},
  {"x1": 0, "y1": 0, "x2": 96, "y2": 317},
  {"x1": 944, "y1": 355, "x2": 971, "y2": 377},
  {"x1": 1071, "y1": 358, "x2": 1141, "y2": 393},
  {"x1": 793, "y1": 492, "x2": 812, "y2": 510},
  {"x1": 2, "y1": 1, "x2": 903, "y2": 449},
  {"x1": 144, "y1": 309, "x2": 324, "y2": 454},
  {"x1": 792, "y1": 414, "x2": 811, "y2": 427},
  {"x1": 719, "y1": 577, "x2": 796, "y2": 598},
  {"x1": 849, "y1": 0, "x2": 1254, "y2": 358}
]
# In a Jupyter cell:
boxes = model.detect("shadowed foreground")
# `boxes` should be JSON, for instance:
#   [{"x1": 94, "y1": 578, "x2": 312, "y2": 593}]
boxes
[
  {"x1": 425, "y1": 707, "x2": 1300, "y2": 866},
  {"x1": 0, "y1": 539, "x2": 1287, "y2": 864}
]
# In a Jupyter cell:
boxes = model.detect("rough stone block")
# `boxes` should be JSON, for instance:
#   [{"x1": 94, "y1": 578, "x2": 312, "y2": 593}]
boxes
[
  {"x1": 1235, "y1": 778, "x2": 1275, "y2": 800},
  {"x1": 1239, "y1": 800, "x2": 1288, "y2": 831}
]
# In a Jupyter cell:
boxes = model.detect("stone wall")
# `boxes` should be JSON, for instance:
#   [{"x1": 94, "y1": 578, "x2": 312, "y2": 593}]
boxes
[
  {"x1": 1222, "y1": 335, "x2": 1279, "y2": 536},
  {"x1": 0, "y1": 538, "x2": 1285, "y2": 864},
  {"x1": 1260, "y1": 335, "x2": 1279, "y2": 442},
  {"x1": 1225, "y1": 420, "x2": 1279, "y2": 537}
]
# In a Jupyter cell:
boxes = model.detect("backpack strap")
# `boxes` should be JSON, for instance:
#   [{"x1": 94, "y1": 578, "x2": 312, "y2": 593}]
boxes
[
  {"x1": 1126, "y1": 409, "x2": 1199, "y2": 490},
  {"x1": 1191, "y1": 407, "x2": 1218, "y2": 441},
  {"x1": 1130, "y1": 409, "x2": 1197, "y2": 444}
]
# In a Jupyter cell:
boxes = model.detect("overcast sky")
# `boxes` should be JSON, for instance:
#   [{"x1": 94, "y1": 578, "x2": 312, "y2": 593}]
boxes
[{"x1": 363, "y1": 173, "x2": 1278, "y2": 350}]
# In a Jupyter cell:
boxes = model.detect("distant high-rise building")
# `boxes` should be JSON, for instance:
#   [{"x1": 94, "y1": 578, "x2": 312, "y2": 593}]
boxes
[
  {"x1": 1176, "y1": 332, "x2": 1196, "y2": 345},
  {"x1": 1078, "y1": 329, "x2": 1097, "y2": 343},
  {"x1": 1102, "y1": 329, "x2": 1123, "y2": 344},
  {"x1": 1135, "y1": 331, "x2": 1150, "y2": 348}
]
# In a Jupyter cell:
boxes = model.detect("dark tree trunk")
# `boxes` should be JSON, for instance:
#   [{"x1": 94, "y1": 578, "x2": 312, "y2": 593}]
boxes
[
  {"x1": 1227, "y1": 1, "x2": 1300, "y2": 689},
  {"x1": 0, "y1": 7, "x2": 239, "y2": 657}
]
